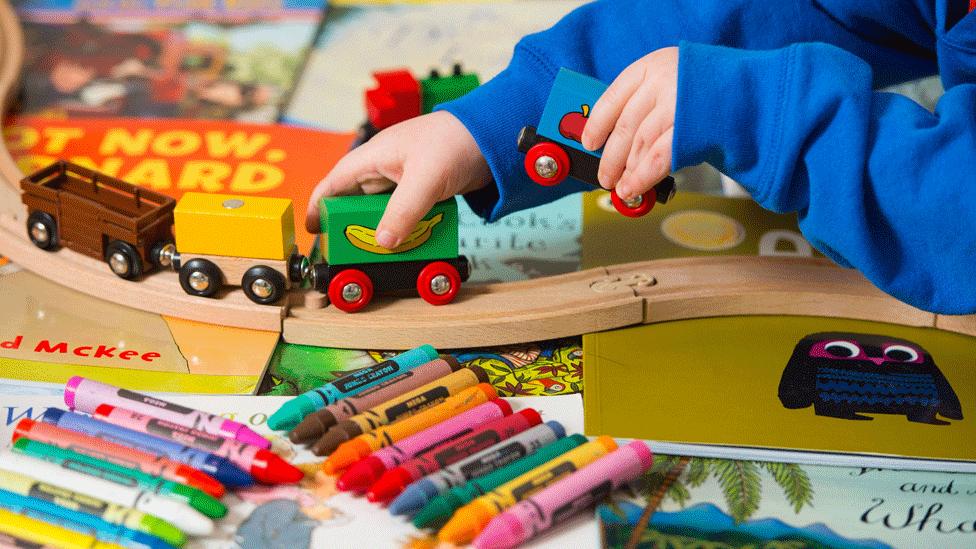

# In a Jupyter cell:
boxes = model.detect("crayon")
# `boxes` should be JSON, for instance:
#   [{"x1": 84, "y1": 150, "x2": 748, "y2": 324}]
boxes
[
  {"x1": 0, "y1": 507, "x2": 126, "y2": 549},
  {"x1": 12, "y1": 438, "x2": 226, "y2": 519},
  {"x1": 13, "y1": 418, "x2": 224, "y2": 499},
  {"x1": 93, "y1": 405, "x2": 302, "y2": 485},
  {"x1": 321, "y1": 384, "x2": 496, "y2": 475},
  {"x1": 40, "y1": 409, "x2": 253, "y2": 488},
  {"x1": 0, "y1": 487, "x2": 177, "y2": 549},
  {"x1": 392, "y1": 421, "x2": 566, "y2": 517},
  {"x1": 0, "y1": 452, "x2": 214, "y2": 536},
  {"x1": 438, "y1": 436, "x2": 617, "y2": 544},
  {"x1": 474, "y1": 441, "x2": 653, "y2": 549},
  {"x1": 0, "y1": 469, "x2": 185, "y2": 547},
  {"x1": 337, "y1": 398, "x2": 513, "y2": 493},
  {"x1": 368, "y1": 409, "x2": 542, "y2": 503},
  {"x1": 288, "y1": 356, "x2": 463, "y2": 444},
  {"x1": 310, "y1": 365, "x2": 489, "y2": 456},
  {"x1": 269, "y1": 345, "x2": 438, "y2": 431},
  {"x1": 65, "y1": 376, "x2": 269, "y2": 450}
]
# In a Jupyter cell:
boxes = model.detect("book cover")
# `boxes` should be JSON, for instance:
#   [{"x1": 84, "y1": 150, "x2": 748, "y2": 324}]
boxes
[
  {"x1": 583, "y1": 316, "x2": 976, "y2": 470},
  {"x1": 598, "y1": 453, "x2": 974, "y2": 549},
  {"x1": 0, "y1": 261, "x2": 277, "y2": 394},
  {"x1": 4, "y1": 115, "x2": 355, "y2": 252},
  {"x1": 13, "y1": 0, "x2": 327, "y2": 122}
]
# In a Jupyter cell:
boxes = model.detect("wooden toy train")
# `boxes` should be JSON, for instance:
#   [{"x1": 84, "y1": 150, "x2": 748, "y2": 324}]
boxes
[{"x1": 19, "y1": 160, "x2": 469, "y2": 312}]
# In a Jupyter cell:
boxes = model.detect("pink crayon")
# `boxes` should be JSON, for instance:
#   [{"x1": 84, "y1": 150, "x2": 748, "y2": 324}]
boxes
[
  {"x1": 337, "y1": 399, "x2": 512, "y2": 493},
  {"x1": 94, "y1": 404, "x2": 303, "y2": 485},
  {"x1": 473, "y1": 440, "x2": 653, "y2": 549},
  {"x1": 65, "y1": 376, "x2": 271, "y2": 449}
]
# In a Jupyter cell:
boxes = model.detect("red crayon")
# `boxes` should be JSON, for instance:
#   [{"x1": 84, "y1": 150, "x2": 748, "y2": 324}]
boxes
[
  {"x1": 12, "y1": 418, "x2": 224, "y2": 498},
  {"x1": 367, "y1": 409, "x2": 542, "y2": 503},
  {"x1": 94, "y1": 405, "x2": 303, "y2": 485}
]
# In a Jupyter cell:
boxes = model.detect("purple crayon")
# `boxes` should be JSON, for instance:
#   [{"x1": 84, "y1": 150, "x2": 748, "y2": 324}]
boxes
[
  {"x1": 65, "y1": 376, "x2": 271, "y2": 449},
  {"x1": 473, "y1": 440, "x2": 653, "y2": 549}
]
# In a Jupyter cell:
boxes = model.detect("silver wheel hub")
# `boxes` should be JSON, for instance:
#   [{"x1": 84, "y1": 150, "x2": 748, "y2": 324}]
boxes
[
  {"x1": 341, "y1": 283, "x2": 363, "y2": 303},
  {"x1": 30, "y1": 222, "x2": 49, "y2": 244},
  {"x1": 623, "y1": 195, "x2": 643, "y2": 208},
  {"x1": 157, "y1": 243, "x2": 177, "y2": 268},
  {"x1": 430, "y1": 274, "x2": 452, "y2": 295},
  {"x1": 251, "y1": 278, "x2": 274, "y2": 299},
  {"x1": 189, "y1": 271, "x2": 211, "y2": 291},
  {"x1": 109, "y1": 252, "x2": 129, "y2": 275},
  {"x1": 534, "y1": 156, "x2": 559, "y2": 179}
]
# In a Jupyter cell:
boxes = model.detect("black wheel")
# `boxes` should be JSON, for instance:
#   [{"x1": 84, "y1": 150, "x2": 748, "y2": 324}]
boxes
[
  {"x1": 287, "y1": 254, "x2": 309, "y2": 283},
  {"x1": 104, "y1": 240, "x2": 143, "y2": 280},
  {"x1": 26, "y1": 211, "x2": 59, "y2": 251},
  {"x1": 242, "y1": 265, "x2": 286, "y2": 305},
  {"x1": 179, "y1": 258, "x2": 222, "y2": 298},
  {"x1": 149, "y1": 239, "x2": 176, "y2": 270}
]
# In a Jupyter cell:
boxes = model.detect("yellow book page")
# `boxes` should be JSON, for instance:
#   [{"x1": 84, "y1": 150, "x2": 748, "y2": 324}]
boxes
[{"x1": 584, "y1": 316, "x2": 976, "y2": 462}]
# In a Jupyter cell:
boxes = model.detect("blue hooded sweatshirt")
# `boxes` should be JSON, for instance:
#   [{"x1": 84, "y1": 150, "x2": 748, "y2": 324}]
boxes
[{"x1": 439, "y1": 0, "x2": 976, "y2": 315}]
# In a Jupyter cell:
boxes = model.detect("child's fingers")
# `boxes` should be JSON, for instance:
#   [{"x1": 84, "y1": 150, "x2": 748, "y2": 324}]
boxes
[
  {"x1": 624, "y1": 108, "x2": 673, "y2": 178},
  {"x1": 616, "y1": 127, "x2": 673, "y2": 200},
  {"x1": 597, "y1": 85, "x2": 657, "y2": 189},
  {"x1": 581, "y1": 64, "x2": 642, "y2": 152},
  {"x1": 374, "y1": 166, "x2": 443, "y2": 250}
]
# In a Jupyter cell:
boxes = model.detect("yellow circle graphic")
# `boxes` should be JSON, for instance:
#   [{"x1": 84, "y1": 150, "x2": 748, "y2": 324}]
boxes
[{"x1": 660, "y1": 210, "x2": 746, "y2": 251}]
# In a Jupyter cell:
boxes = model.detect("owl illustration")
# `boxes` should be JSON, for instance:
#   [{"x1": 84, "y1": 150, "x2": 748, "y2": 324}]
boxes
[{"x1": 778, "y1": 332, "x2": 963, "y2": 425}]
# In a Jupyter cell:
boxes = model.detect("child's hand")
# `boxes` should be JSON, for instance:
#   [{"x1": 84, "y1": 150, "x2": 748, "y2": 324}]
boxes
[
  {"x1": 306, "y1": 111, "x2": 491, "y2": 249},
  {"x1": 581, "y1": 47, "x2": 678, "y2": 201}
]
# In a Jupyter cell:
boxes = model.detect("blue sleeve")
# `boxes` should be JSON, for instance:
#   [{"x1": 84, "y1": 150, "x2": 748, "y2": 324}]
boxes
[
  {"x1": 673, "y1": 41, "x2": 976, "y2": 314},
  {"x1": 439, "y1": 0, "x2": 938, "y2": 221}
]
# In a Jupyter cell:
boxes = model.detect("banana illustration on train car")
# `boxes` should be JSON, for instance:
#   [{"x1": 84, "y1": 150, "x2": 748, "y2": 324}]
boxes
[
  {"x1": 20, "y1": 161, "x2": 468, "y2": 312},
  {"x1": 311, "y1": 194, "x2": 469, "y2": 312}
]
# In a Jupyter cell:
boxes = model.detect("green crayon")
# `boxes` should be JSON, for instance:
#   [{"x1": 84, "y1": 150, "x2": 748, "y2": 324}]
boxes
[
  {"x1": 412, "y1": 433, "x2": 586, "y2": 529},
  {"x1": 12, "y1": 438, "x2": 226, "y2": 519},
  {"x1": 0, "y1": 468, "x2": 186, "y2": 547}
]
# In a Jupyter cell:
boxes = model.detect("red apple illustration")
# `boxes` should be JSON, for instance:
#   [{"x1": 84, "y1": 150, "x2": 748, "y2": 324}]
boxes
[{"x1": 558, "y1": 104, "x2": 590, "y2": 143}]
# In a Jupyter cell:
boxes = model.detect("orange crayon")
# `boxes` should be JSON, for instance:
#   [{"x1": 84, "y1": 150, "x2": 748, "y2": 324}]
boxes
[{"x1": 321, "y1": 384, "x2": 496, "y2": 475}]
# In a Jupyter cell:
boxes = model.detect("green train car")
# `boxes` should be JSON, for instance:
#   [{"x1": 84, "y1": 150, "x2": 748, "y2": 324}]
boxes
[{"x1": 311, "y1": 194, "x2": 470, "y2": 312}]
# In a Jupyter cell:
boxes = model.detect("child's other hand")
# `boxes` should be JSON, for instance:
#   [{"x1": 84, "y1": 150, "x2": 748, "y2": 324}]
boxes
[
  {"x1": 581, "y1": 47, "x2": 677, "y2": 201},
  {"x1": 305, "y1": 111, "x2": 491, "y2": 249}
]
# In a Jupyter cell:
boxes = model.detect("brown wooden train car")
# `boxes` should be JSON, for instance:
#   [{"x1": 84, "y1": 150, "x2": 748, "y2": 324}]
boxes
[{"x1": 20, "y1": 160, "x2": 177, "y2": 279}]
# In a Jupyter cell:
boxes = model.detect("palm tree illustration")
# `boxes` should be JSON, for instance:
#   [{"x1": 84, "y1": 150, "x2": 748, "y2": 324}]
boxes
[{"x1": 624, "y1": 456, "x2": 814, "y2": 549}]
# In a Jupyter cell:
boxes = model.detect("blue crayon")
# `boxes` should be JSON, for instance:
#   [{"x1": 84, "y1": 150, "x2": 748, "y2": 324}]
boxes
[
  {"x1": 268, "y1": 345, "x2": 438, "y2": 431},
  {"x1": 0, "y1": 488, "x2": 176, "y2": 549},
  {"x1": 41, "y1": 409, "x2": 253, "y2": 488}
]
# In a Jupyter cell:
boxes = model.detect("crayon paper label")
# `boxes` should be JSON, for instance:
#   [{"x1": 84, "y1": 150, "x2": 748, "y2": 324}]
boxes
[
  {"x1": 29, "y1": 483, "x2": 108, "y2": 515},
  {"x1": 548, "y1": 479, "x2": 613, "y2": 526},
  {"x1": 119, "y1": 389, "x2": 195, "y2": 414},
  {"x1": 431, "y1": 431, "x2": 502, "y2": 468},
  {"x1": 146, "y1": 418, "x2": 224, "y2": 452},
  {"x1": 458, "y1": 442, "x2": 529, "y2": 480},
  {"x1": 509, "y1": 461, "x2": 577, "y2": 503},
  {"x1": 383, "y1": 387, "x2": 450, "y2": 421},
  {"x1": 331, "y1": 360, "x2": 400, "y2": 393},
  {"x1": 63, "y1": 458, "x2": 140, "y2": 489}
]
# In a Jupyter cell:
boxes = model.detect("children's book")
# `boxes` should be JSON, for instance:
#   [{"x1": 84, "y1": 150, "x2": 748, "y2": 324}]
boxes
[
  {"x1": 583, "y1": 316, "x2": 976, "y2": 473},
  {"x1": 0, "y1": 260, "x2": 276, "y2": 394},
  {"x1": 4, "y1": 115, "x2": 355, "y2": 252},
  {"x1": 598, "y1": 453, "x2": 975, "y2": 549},
  {"x1": 259, "y1": 337, "x2": 584, "y2": 397},
  {"x1": 0, "y1": 392, "x2": 591, "y2": 548},
  {"x1": 582, "y1": 190, "x2": 819, "y2": 268},
  {"x1": 12, "y1": 0, "x2": 327, "y2": 122}
]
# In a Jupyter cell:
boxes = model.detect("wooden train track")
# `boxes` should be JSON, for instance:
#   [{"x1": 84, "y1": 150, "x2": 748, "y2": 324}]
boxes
[{"x1": 0, "y1": 2, "x2": 973, "y2": 349}]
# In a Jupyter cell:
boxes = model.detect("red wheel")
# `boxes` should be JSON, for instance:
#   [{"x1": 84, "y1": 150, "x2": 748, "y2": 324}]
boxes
[
  {"x1": 524, "y1": 142, "x2": 570, "y2": 187},
  {"x1": 328, "y1": 269, "x2": 373, "y2": 313},
  {"x1": 416, "y1": 261, "x2": 461, "y2": 306},
  {"x1": 611, "y1": 187, "x2": 657, "y2": 218}
]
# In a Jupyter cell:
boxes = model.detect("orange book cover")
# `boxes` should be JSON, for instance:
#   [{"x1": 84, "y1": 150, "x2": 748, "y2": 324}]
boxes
[{"x1": 4, "y1": 115, "x2": 355, "y2": 252}]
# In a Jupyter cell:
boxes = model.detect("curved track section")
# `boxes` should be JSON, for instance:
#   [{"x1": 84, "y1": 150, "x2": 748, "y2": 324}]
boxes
[{"x1": 0, "y1": 2, "x2": 973, "y2": 348}]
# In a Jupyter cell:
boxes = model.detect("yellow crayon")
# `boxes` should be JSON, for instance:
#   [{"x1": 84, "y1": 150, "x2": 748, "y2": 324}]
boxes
[
  {"x1": 0, "y1": 507, "x2": 126, "y2": 549},
  {"x1": 438, "y1": 436, "x2": 617, "y2": 545},
  {"x1": 321, "y1": 384, "x2": 496, "y2": 475}
]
